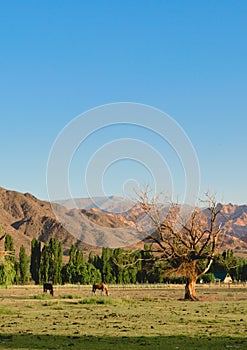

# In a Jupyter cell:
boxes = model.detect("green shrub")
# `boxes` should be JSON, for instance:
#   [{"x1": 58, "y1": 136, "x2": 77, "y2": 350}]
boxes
[{"x1": 199, "y1": 273, "x2": 215, "y2": 283}]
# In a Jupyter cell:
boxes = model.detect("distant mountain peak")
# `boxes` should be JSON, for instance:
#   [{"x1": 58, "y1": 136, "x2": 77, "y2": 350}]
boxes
[{"x1": 55, "y1": 195, "x2": 135, "y2": 214}]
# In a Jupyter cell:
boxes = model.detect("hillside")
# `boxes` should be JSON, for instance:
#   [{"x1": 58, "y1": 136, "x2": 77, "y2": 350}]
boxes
[
  {"x1": 0, "y1": 187, "x2": 94, "y2": 256},
  {"x1": 57, "y1": 196, "x2": 247, "y2": 253},
  {"x1": 1, "y1": 187, "x2": 247, "y2": 257},
  {"x1": 0, "y1": 187, "x2": 140, "y2": 255},
  {"x1": 219, "y1": 203, "x2": 247, "y2": 242}
]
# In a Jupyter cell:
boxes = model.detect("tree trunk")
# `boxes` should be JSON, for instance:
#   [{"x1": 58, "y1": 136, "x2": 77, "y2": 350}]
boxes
[{"x1": 184, "y1": 277, "x2": 198, "y2": 301}]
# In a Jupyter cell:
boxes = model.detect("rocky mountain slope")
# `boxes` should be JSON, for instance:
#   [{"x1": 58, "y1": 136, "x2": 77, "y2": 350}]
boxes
[
  {"x1": 0, "y1": 187, "x2": 92, "y2": 256},
  {"x1": 1, "y1": 187, "x2": 247, "y2": 257},
  {"x1": 0, "y1": 187, "x2": 141, "y2": 255}
]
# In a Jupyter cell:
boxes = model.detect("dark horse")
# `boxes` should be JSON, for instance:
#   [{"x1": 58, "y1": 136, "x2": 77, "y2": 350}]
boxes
[
  {"x1": 92, "y1": 283, "x2": 109, "y2": 296},
  {"x1": 43, "y1": 282, "x2": 54, "y2": 296}
]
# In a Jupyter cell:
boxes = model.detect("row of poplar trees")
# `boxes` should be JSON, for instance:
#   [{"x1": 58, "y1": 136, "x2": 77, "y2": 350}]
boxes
[
  {"x1": 1, "y1": 234, "x2": 247, "y2": 286},
  {"x1": 30, "y1": 238, "x2": 101, "y2": 285},
  {"x1": 0, "y1": 234, "x2": 163, "y2": 285},
  {"x1": 30, "y1": 240, "x2": 161, "y2": 285}
]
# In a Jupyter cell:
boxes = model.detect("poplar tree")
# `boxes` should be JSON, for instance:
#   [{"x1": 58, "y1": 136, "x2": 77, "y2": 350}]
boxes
[
  {"x1": 49, "y1": 238, "x2": 63, "y2": 284},
  {"x1": 4, "y1": 234, "x2": 15, "y2": 262},
  {"x1": 101, "y1": 247, "x2": 115, "y2": 283},
  {"x1": 40, "y1": 244, "x2": 50, "y2": 283},
  {"x1": 19, "y1": 245, "x2": 29, "y2": 284},
  {"x1": 39, "y1": 238, "x2": 63, "y2": 283},
  {"x1": 30, "y1": 238, "x2": 41, "y2": 284}
]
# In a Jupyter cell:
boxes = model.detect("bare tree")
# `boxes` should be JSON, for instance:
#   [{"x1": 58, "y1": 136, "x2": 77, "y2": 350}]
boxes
[{"x1": 135, "y1": 190, "x2": 224, "y2": 300}]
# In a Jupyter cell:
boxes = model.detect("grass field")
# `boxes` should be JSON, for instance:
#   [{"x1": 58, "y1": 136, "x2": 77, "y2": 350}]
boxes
[{"x1": 0, "y1": 284, "x2": 246, "y2": 349}]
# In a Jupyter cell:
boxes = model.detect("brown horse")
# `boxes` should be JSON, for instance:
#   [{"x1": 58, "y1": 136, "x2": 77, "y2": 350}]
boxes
[{"x1": 92, "y1": 283, "x2": 109, "y2": 296}]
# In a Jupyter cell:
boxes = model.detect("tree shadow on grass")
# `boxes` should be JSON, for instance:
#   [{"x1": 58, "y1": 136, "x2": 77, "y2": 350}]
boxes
[{"x1": 0, "y1": 334, "x2": 246, "y2": 350}]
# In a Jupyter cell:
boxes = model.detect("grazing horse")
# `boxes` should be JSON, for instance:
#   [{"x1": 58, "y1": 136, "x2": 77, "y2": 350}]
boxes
[
  {"x1": 43, "y1": 282, "x2": 54, "y2": 296},
  {"x1": 92, "y1": 283, "x2": 109, "y2": 296}
]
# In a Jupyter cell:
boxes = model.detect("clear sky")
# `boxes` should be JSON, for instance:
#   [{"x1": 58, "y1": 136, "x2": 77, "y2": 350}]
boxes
[{"x1": 0, "y1": 0, "x2": 247, "y2": 205}]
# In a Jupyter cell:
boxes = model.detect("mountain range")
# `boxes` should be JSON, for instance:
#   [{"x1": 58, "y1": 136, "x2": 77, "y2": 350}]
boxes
[{"x1": 0, "y1": 186, "x2": 247, "y2": 258}]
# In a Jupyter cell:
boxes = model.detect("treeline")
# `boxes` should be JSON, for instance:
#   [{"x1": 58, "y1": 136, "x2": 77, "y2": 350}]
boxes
[{"x1": 1, "y1": 234, "x2": 247, "y2": 286}]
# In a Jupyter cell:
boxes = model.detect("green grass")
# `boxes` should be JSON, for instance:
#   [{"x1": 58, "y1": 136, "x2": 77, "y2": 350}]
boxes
[
  {"x1": 142, "y1": 296, "x2": 154, "y2": 302},
  {"x1": 41, "y1": 301, "x2": 58, "y2": 307},
  {"x1": 0, "y1": 285, "x2": 246, "y2": 349},
  {"x1": 32, "y1": 293, "x2": 53, "y2": 300},
  {"x1": 59, "y1": 294, "x2": 81, "y2": 299},
  {"x1": 0, "y1": 334, "x2": 246, "y2": 350},
  {"x1": 79, "y1": 296, "x2": 116, "y2": 305},
  {"x1": 0, "y1": 308, "x2": 15, "y2": 315}
]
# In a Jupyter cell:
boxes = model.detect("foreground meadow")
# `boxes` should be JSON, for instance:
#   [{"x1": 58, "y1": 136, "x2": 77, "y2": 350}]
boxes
[{"x1": 0, "y1": 284, "x2": 246, "y2": 349}]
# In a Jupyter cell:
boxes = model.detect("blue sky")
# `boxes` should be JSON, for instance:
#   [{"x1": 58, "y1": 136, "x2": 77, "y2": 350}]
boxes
[{"x1": 0, "y1": 0, "x2": 247, "y2": 204}]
